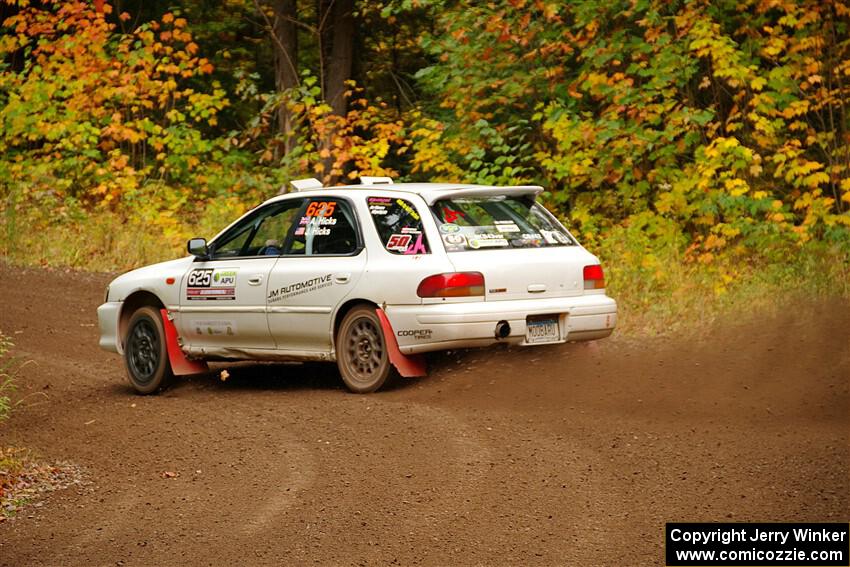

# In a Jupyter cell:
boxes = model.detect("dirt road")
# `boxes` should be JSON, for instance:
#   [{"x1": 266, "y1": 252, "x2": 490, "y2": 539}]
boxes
[{"x1": 0, "y1": 264, "x2": 847, "y2": 566}]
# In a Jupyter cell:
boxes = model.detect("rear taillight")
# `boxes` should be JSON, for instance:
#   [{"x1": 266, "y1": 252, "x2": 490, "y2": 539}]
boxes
[
  {"x1": 583, "y1": 264, "x2": 605, "y2": 290},
  {"x1": 417, "y1": 272, "x2": 485, "y2": 298}
]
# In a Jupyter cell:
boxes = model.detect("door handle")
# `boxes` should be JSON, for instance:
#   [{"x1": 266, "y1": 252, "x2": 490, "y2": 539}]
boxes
[
  {"x1": 334, "y1": 273, "x2": 351, "y2": 284},
  {"x1": 248, "y1": 275, "x2": 264, "y2": 286},
  {"x1": 527, "y1": 283, "x2": 547, "y2": 293}
]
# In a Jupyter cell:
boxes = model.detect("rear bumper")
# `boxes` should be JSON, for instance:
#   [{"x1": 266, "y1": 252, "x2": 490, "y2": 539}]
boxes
[
  {"x1": 385, "y1": 294, "x2": 616, "y2": 354},
  {"x1": 97, "y1": 301, "x2": 122, "y2": 354}
]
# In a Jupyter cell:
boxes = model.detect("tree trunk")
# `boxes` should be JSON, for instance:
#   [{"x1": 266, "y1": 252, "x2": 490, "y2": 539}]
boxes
[
  {"x1": 323, "y1": 0, "x2": 355, "y2": 117},
  {"x1": 271, "y1": 0, "x2": 299, "y2": 156}
]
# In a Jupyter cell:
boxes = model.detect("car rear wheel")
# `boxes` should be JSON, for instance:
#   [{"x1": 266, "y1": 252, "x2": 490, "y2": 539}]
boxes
[
  {"x1": 337, "y1": 306, "x2": 392, "y2": 393},
  {"x1": 124, "y1": 306, "x2": 173, "y2": 394}
]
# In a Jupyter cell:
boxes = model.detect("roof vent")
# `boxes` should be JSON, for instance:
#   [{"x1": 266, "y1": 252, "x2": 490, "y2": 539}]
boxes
[
  {"x1": 360, "y1": 176, "x2": 393, "y2": 185},
  {"x1": 290, "y1": 178, "x2": 323, "y2": 191}
]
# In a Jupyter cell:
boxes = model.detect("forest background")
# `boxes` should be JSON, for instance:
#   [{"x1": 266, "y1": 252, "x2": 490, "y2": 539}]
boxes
[{"x1": 1, "y1": 0, "x2": 849, "y2": 334}]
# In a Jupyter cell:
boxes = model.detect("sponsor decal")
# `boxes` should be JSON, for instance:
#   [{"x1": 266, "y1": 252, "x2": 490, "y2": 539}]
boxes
[
  {"x1": 553, "y1": 232, "x2": 570, "y2": 244},
  {"x1": 439, "y1": 223, "x2": 460, "y2": 234},
  {"x1": 443, "y1": 234, "x2": 466, "y2": 245},
  {"x1": 442, "y1": 208, "x2": 463, "y2": 223},
  {"x1": 397, "y1": 329, "x2": 433, "y2": 340},
  {"x1": 395, "y1": 198, "x2": 420, "y2": 221},
  {"x1": 403, "y1": 233, "x2": 428, "y2": 255},
  {"x1": 187, "y1": 268, "x2": 237, "y2": 301},
  {"x1": 268, "y1": 274, "x2": 333, "y2": 303},
  {"x1": 368, "y1": 197, "x2": 391, "y2": 216},
  {"x1": 467, "y1": 234, "x2": 509, "y2": 249},
  {"x1": 213, "y1": 270, "x2": 237, "y2": 286},
  {"x1": 488, "y1": 288, "x2": 507, "y2": 294},
  {"x1": 494, "y1": 220, "x2": 520, "y2": 233},
  {"x1": 400, "y1": 226, "x2": 421, "y2": 234},
  {"x1": 541, "y1": 230, "x2": 560, "y2": 244},
  {"x1": 191, "y1": 319, "x2": 236, "y2": 337}
]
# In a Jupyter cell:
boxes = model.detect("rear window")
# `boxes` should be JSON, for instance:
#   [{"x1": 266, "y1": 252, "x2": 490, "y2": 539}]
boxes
[
  {"x1": 367, "y1": 197, "x2": 430, "y2": 255},
  {"x1": 431, "y1": 196, "x2": 574, "y2": 252}
]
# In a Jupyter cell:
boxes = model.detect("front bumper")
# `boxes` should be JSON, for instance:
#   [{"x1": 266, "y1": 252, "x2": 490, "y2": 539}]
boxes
[
  {"x1": 97, "y1": 301, "x2": 123, "y2": 354},
  {"x1": 385, "y1": 294, "x2": 617, "y2": 354}
]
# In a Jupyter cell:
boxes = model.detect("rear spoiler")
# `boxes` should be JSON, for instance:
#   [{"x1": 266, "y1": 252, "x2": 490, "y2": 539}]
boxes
[{"x1": 423, "y1": 185, "x2": 543, "y2": 205}]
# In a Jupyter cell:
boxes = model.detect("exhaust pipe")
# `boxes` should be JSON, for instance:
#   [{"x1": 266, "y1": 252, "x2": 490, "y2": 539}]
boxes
[{"x1": 495, "y1": 320, "x2": 511, "y2": 339}]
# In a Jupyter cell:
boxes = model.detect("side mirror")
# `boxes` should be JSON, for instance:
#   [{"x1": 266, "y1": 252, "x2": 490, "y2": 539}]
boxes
[{"x1": 187, "y1": 237, "x2": 209, "y2": 259}]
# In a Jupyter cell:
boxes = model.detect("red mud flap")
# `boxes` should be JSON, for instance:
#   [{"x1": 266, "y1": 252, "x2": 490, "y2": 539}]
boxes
[
  {"x1": 376, "y1": 308, "x2": 426, "y2": 378},
  {"x1": 160, "y1": 309, "x2": 209, "y2": 376}
]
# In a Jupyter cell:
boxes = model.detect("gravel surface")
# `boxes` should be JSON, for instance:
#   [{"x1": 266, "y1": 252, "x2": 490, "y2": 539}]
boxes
[{"x1": 0, "y1": 264, "x2": 847, "y2": 566}]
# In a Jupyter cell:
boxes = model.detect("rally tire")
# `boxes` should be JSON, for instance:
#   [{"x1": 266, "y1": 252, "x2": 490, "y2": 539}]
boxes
[
  {"x1": 123, "y1": 306, "x2": 174, "y2": 395},
  {"x1": 336, "y1": 306, "x2": 393, "y2": 393}
]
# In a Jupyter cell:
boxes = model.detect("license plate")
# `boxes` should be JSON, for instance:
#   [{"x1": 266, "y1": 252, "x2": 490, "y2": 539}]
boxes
[{"x1": 526, "y1": 316, "x2": 560, "y2": 344}]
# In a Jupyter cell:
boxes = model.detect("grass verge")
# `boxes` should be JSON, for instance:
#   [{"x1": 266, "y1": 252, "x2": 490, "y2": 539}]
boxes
[{"x1": 608, "y1": 242, "x2": 850, "y2": 338}]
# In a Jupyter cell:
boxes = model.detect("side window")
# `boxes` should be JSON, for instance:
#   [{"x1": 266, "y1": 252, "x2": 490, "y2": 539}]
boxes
[
  {"x1": 367, "y1": 197, "x2": 430, "y2": 255},
  {"x1": 286, "y1": 198, "x2": 359, "y2": 256},
  {"x1": 212, "y1": 199, "x2": 305, "y2": 258}
]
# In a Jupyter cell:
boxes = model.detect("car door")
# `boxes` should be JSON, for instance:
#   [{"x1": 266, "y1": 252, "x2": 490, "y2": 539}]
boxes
[
  {"x1": 266, "y1": 196, "x2": 367, "y2": 354},
  {"x1": 180, "y1": 198, "x2": 305, "y2": 351}
]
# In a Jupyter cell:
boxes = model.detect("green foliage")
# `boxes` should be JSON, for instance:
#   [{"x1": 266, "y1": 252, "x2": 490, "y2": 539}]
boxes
[
  {"x1": 1, "y1": 0, "x2": 849, "y2": 336},
  {"x1": 0, "y1": 333, "x2": 15, "y2": 423},
  {"x1": 408, "y1": 0, "x2": 850, "y2": 261}
]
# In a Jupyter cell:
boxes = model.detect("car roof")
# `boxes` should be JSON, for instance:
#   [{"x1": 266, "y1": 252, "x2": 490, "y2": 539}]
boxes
[{"x1": 263, "y1": 181, "x2": 545, "y2": 206}]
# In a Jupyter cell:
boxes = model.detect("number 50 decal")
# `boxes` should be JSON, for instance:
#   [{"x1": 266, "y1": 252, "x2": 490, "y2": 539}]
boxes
[{"x1": 306, "y1": 201, "x2": 336, "y2": 217}]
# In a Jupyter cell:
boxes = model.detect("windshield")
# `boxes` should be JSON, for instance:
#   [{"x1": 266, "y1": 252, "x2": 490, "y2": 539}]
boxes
[{"x1": 431, "y1": 195, "x2": 575, "y2": 252}]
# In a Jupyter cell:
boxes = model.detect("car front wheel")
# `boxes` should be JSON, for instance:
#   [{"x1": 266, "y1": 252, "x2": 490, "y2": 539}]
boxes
[
  {"x1": 124, "y1": 306, "x2": 173, "y2": 394},
  {"x1": 336, "y1": 306, "x2": 393, "y2": 393}
]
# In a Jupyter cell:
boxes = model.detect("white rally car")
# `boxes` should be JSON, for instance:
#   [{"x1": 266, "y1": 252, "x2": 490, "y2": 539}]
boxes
[{"x1": 97, "y1": 177, "x2": 616, "y2": 393}]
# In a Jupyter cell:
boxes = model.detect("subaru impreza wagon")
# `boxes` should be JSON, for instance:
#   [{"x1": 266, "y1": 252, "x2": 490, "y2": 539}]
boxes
[{"x1": 97, "y1": 177, "x2": 617, "y2": 393}]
